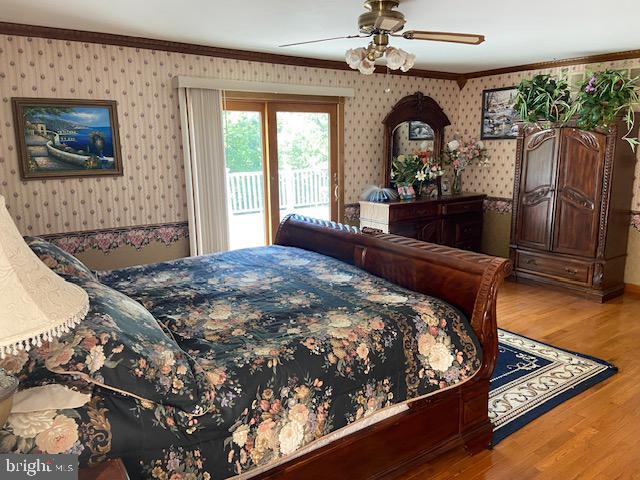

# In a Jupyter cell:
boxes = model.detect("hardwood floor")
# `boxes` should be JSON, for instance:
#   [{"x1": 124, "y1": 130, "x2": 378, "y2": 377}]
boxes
[{"x1": 405, "y1": 280, "x2": 640, "y2": 480}]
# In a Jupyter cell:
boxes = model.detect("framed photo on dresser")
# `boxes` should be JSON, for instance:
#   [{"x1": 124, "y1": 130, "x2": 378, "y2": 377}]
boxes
[
  {"x1": 480, "y1": 87, "x2": 519, "y2": 140},
  {"x1": 12, "y1": 97, "x2": 123, "y2": 180}
]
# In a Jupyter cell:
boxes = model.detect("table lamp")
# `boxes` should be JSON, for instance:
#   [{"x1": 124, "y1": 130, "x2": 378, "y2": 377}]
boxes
[{"x1": 0, "y1": 194, "x2": 89, "y2": 427}]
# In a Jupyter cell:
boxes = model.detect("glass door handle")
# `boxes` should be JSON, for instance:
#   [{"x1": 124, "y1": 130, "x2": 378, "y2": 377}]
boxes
[{"x1": 333, "y1": 172, "x2": 339, "y2": 202}]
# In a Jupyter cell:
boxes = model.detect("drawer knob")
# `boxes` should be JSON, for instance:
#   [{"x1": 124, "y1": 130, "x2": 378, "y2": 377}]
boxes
[
  {"x1": 526, "y1": 258, "x2": 537, "y2": 265},
  {"x1": 565, "y1": 267, "x2": 578, "y2": 275}
]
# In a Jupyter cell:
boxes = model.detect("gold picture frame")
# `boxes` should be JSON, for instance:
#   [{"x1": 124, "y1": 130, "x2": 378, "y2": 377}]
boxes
[{"x1": 12, "y1": 97, "x2": 123, "y2": 180}]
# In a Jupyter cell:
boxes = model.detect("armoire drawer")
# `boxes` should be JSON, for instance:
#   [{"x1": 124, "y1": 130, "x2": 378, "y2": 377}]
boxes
[{"x1": 516, "y1": 251, "x2": 591, "y2": 284}]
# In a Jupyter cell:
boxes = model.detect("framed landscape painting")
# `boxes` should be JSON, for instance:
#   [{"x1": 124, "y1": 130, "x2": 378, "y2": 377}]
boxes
[
  {"x1": 480, "y1": 87, "x2": 519, "y2": 140},
  {"x1": 12, "y1": 98, "x2": 123, "y2": 180}
]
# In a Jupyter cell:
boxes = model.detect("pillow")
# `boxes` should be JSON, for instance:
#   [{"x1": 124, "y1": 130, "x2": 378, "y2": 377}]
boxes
[
  {"x1": 25, "y1": 236, "x2": 97, "y2": 281},
  {"x1": 0, "y1": 276, "x2": 202, "y2": 411}
]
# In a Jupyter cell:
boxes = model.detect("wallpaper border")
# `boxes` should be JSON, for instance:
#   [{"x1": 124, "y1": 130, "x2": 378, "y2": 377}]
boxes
[
  {"x1": 40, "y1": 222, "x2": 189, "y2": 255},
  {"x1": 484, "y1": 197, "x2": 513, "y2": 214}
]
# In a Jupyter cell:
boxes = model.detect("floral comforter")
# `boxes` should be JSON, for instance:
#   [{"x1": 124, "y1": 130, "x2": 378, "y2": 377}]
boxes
[{"x1": 1, "y1": 244, "x2": 481, "y2": 480}]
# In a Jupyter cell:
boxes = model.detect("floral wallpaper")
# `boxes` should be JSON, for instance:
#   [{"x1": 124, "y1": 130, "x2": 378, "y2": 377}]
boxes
[
  {"x1": 455, "y1": 58, "x2": 640, "y2": 209},
  {"x1": 0, "y1": 34, "x2": 460, "y2": 237}
]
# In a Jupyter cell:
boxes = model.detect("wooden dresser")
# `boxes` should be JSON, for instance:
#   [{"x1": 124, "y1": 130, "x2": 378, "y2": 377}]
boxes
[
  {"x1": 359, "y1": 193, "x2": 486, "y2": 251},
  {"x1": 510, "y1": 121, "x2": 638, "y2": 302}
]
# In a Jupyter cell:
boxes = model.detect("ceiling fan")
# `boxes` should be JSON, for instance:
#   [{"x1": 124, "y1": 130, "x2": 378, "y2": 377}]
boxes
[{"x1": 279, "y1": 0, "x2": 485, "y2": 74}]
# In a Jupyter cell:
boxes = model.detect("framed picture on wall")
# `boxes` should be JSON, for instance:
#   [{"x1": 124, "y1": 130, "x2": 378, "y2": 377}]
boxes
[
  {"x1": 408, "y1": 121, "x2": 434, "y2": 140},
  {"x1": 480, "y1": 87, "x2": 519, "y2": 140},
  {"x1": 12, "y1": 98, "x2": 123, "y2": 180}
]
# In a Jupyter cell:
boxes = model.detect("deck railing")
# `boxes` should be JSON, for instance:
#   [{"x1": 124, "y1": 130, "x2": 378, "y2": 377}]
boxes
[{"x1": 227, "y1": 168, "x2": 329, "y2": 214}]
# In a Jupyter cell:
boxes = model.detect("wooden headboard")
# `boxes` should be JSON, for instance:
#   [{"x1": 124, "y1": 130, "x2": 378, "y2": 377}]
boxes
[{"x1": 275, "y1": 214, "x2": 512, "y2": 380}]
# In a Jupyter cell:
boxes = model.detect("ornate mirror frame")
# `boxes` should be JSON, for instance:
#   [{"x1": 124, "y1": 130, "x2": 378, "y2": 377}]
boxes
[{"x1": 383, "y1": 92, "x2": 451, "y2": 187}]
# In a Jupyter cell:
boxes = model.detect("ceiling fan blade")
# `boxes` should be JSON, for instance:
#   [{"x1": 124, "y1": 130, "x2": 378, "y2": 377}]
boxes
[
  {"x1": 279, "y1": 35, "x2": 368, "y2": 48},
  {"x1": 399, "y1": 31, "x2": 485, "y2": 45}
]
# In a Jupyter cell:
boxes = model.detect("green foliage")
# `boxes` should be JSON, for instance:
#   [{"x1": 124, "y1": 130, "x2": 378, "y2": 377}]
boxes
[
  {"x1": 391, "y1": 154, "x2": 443, "y2": 189},
  {"x1": 223, "y1": 111, "x2": 263, "y2": 172},
  {"x1": 223, "y1": 111, "x2": 329, "y2": 173},
  {"x1": 276, "y1": 112, "x2": 328, "y2": 170},
  {"x1": 515, "y1": 69, "x2": 639, "y2": 150},
  {"x1": 575, "y1": 70, "x2": 639, "y2": 148},
  {"x1": 391, "y1": 154, "x2": 423, "y2": 186},
  {"x1": 515, "y1": 74, "x2": 574, "y2": 124}
]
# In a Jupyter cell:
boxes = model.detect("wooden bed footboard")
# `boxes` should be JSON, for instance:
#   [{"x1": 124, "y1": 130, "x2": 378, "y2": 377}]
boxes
[{"x1": 263, "y1": 215, "x2": 512, "y2": 479}]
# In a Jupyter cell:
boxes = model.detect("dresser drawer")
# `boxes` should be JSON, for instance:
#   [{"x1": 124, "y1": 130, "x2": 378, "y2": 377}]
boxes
[
  {"x1": 389, "y1": 203, "x2": 438, "y2": 222},
  {"x1": 441, "y1": 214, "x2": 483, "y2": 251},
  {"x1": 455, "y1": 218, "x2": 482, "y2": 244},
  {"x1": 441, "y1": 200, "x2": 483, "y2": 216},
  {"x1": 516, "y1": 251, "x2": 591, "y2": 284}
]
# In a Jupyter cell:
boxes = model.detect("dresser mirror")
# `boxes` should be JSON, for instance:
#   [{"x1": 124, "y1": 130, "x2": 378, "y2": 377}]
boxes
[
  {"x1": 383, "y1": 92, "x2": 451, "y2": 189},
  {"x1": 392, "y1": 121, "x2": 435, "y2": 157}
]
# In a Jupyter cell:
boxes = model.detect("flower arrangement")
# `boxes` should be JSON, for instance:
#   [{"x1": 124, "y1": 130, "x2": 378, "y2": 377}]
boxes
[
  {"x1": 443, "y1": 136, "x2": 490, "y2": 194},
  {"x1": 574, "y1": 70, "x2": 639, "y2": 148},
  {"x1": 391, "y1": 146, "x2": 444, "y2": 199}
]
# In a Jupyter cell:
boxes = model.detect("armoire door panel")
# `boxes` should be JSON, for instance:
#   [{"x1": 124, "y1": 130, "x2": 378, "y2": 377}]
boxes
[
  {"x1": 552, "y1": 129, "x2": 605, "y2": 257},
  {"x1": 516, "y1": 129, "x2": 559, "y2": 250}
]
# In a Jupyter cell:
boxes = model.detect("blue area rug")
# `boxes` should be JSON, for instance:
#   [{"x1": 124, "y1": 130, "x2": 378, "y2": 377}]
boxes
[{"x1": 489, "y1": 329, "x2": 617, "y2": 445}]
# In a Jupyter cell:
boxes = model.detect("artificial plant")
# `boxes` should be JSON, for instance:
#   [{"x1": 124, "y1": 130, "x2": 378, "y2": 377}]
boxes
[
  {"x1": 574, "y1": 70, "x2": 639, "y2": 148},
  {"x1": 515, "y1": 74, "x2": 574, "y2": 125}
]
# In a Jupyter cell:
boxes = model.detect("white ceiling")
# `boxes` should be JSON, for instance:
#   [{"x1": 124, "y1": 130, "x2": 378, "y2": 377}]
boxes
[{"x1": 1, "y1": 0, "x2": 638, "y2": 73}]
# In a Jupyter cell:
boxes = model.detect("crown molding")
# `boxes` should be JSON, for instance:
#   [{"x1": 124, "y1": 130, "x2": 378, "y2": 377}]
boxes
[
  {"x1": 0, "y1": 22, "x2": 459, "y2": 82},
  {"x1": 464, "y1": 49, "x2": 640, "y2": 80},
  {"x1": 0, "y1": 22, "x2": 638, "y2": 88}
]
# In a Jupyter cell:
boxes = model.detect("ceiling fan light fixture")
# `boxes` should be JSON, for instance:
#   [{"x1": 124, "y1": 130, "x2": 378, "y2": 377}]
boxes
[
  {"x1": 400, "y1": 52, "x2": 416, "y2": 72},
  {"x1": 385, "y1": 47, "x2": 406, "y2": 70},
  {"x1": 331, "y1": 0, "x2": 484, "y2": 75},
  {"x1": 357, "y1": 57, "x2": 376, "y2": 75},
  {"x1": 345, "y1": 47, "x2": 367, "y2": 69}
]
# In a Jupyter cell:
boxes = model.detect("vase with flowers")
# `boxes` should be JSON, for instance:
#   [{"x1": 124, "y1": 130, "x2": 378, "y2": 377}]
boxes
[
  {"x1": 443, "y1": 136, "x2": 490, "y2": 195},
  {"x1": 391, "y1": 146, "x2": 444, "y2": 200}
]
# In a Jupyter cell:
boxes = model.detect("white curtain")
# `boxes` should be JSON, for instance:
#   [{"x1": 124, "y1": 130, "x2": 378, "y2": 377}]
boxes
[{"x1": 179, "y1": 88, "x2": 229, "y2": 256}]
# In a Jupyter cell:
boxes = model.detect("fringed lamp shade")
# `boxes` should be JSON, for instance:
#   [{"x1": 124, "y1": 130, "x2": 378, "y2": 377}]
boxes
[{"x1": 0, "y1": 195, "x2": 88, "y2": 359}]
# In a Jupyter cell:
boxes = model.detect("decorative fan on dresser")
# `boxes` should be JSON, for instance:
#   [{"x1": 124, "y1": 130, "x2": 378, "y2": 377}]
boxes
[{"x1": 279, "y1": 0, "x2": 485, "y2": 74}]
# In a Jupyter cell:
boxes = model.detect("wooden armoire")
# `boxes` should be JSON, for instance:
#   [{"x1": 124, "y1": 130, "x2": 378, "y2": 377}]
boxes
[{"x1": 510, "y1": 120, "x2": 638, "y2": 301}]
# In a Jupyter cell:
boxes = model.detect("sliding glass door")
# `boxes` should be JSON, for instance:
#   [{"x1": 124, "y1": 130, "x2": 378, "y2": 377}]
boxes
[
  {"x1": 224, "y1": 98, "x2": 340, "y2": 250},
  {"x1": 223, "y1": 101, "x2": 268, "y2": 249},
  {"x1": 268, "y1": 102, "x2": 338, "y2": 236}
]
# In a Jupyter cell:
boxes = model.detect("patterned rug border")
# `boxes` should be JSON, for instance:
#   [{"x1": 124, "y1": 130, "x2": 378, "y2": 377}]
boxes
[{"x1": 492, "y1": 328, "x2": 618, "y2": 446}]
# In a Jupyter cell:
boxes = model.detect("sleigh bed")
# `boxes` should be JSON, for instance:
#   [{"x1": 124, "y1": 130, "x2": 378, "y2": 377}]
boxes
[{"x1": 1, "y1": 215, "x2": 510, "y2": 479}]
